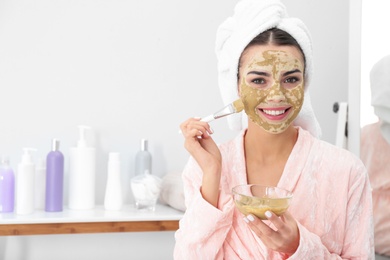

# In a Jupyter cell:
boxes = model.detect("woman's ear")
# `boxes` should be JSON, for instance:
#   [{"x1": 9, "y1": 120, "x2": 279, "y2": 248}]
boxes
[{"x1": 237, "y1": 79, "x2": 242, "y2": 97}]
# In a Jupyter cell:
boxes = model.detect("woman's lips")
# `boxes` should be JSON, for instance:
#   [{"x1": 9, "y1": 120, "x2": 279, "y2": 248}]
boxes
[{"x1": 258, "y1": 107, "x2": 291, "y2": 121}]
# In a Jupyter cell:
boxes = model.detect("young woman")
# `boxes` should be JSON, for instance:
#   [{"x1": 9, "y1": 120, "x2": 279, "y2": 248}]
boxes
[
  {"x1": 175, "y1": 1, "x2": 374, "y2": 259},
  {"x1": 361, "y1": 55, "x2": 390, "y2": 257}
]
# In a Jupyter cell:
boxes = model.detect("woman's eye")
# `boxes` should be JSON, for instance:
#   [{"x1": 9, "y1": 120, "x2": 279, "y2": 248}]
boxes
[
  {"x1": 283, "y1": 77, "x2": 300, "y2": 84},
  {"x1": 284, "y1": 77, "x2": 299, "y2": 83},
  {"x1": 252, "y1": 78, "x2": 266, "y2": 84}
]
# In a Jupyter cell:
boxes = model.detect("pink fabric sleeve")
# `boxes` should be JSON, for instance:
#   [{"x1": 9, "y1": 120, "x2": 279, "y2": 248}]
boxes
[
  {"x1": 289, "y1": 165, "x2": 374, "y2": 260},
  {"x1": 361, "y1": 123, "x2": 390, "y2": 256},
  {"x1": 173, "y1": 157, "x2": 235, "y2": 260}
]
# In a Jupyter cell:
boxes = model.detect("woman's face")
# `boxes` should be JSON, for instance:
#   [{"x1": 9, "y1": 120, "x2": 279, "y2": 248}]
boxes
[{"x1": 238, "y1": 44, "x2": 305, "y2": 134}]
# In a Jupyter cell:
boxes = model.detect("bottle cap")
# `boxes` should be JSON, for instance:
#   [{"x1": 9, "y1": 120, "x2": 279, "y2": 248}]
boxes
[
  {"x1": 108, "y1": 152, "x2": 120, "y2": 162},
  {"x1": 0, "y1": 155, "x2": 10, "y2": 165},
  {"x1": 21, "y1": 148, "x2": 37, "y2": 164},
  {"x1": 77, "y1": 125, "x2": 91, "y2": 148},
  {"x1": 141, "y1": 139, "x2": 148, "y2": 151},
  {"x1": 51, "y1": 138, "x2": 60, "y2": 151}
]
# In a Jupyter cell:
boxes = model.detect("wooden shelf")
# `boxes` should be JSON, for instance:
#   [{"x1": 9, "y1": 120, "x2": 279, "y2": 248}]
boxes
[{"x1": 0, "y1": 204, "x2": 183, "y2": 236}]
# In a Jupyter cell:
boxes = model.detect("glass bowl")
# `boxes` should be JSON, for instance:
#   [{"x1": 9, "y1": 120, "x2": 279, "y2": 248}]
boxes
[{"x1": 232, "y1": 184, "x2": 293, "y2": 220}]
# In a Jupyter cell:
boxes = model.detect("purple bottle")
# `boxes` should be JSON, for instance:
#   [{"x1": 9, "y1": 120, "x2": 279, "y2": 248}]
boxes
[
  {"x1": 45, "y1": 139, "x2": 64, "y2": 212},
  {"x1": 0, "y1": 157, "x2": 15, "y2": 213}
]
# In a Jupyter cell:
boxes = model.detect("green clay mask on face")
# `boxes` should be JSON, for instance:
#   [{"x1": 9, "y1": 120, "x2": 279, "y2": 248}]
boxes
[{"x1": 239, "y1": 49, "x2": 305, "y2": 134}]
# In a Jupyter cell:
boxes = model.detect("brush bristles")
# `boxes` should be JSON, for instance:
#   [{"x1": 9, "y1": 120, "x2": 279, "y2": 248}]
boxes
[{"x1": 232, "y1": 99, "x2": 244, "y2": 113}]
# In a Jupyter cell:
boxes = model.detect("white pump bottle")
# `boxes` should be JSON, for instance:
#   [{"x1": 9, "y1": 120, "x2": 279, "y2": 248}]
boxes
[
  {"x1": 16, "y1": 148, "x2": 37, "y2": 215},
  {"x1": 68, "y1": 125, "x2": 96, "y2": 210}
]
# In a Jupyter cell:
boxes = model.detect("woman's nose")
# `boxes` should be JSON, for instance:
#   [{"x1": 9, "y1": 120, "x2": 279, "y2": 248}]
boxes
[{"x1": 266, "y1": 83, "x2": 286, "y2": 102}]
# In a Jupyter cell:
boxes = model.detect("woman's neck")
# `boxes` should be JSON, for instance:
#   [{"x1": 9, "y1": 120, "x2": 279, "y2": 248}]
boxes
[
  {"x1": 244, "y1": 121, "x2": 298, "y2": 161},
  {"x1": 244, "y1": 121, "x2": 298, "y2": 186}
]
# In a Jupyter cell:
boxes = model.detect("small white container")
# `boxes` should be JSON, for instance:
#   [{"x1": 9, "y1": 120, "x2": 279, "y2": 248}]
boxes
[
  {"x1": 34, "y1": 158, "x2": 46, "y2": 210},
  {"x1": 16, "y1": 148, "x2": 36, "y2": 215},
  {"x1": 104, "y1": 152, "x2": 123, "y2": 211},
  {"x1": 131, "y1": 170, "x2": 162, "y2": 211}
]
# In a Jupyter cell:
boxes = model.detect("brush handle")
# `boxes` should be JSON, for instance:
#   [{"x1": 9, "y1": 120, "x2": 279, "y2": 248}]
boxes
[
  {"x1": 200, "y1": 114, "x2": 215, "y2": 123},
  {"x1": 178, "y1": 115, "x2": 215, "y2": 134}
]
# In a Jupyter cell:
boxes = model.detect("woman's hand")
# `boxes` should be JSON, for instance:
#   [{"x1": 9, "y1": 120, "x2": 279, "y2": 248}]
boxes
[
  {"x1": 244, "y1": 211, "x2": 300, "y2": 255},
  {"x1": 180, "y1": 117, "x2": 222, "y2": 207},
  {"x1": 180, "y1": 117, "x2": 221, "y2": 172}
]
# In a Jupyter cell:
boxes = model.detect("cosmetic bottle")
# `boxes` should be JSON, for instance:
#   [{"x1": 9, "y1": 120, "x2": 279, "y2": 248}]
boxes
[
  {"x1": 45, "y1": 139, "x2": 64, "y2": 212},
  {"x1": 104, "y1": 152, "x2": 123, "y2": 211},
  {"x1": 68, "y1": 126, "x2": 96, "y2": 210},
  {"x1": 34, "y1": 158, "x2": 46, "y2": 210},
  {"x1": 0, "y1": 156, "x2": 15, "y2": 213},
  {"x1": 135, "y1": 139, "x2": 152, "y2": 176},
  {"x1": 16, "y1": 148, "x2": 36, "y2": 215}
]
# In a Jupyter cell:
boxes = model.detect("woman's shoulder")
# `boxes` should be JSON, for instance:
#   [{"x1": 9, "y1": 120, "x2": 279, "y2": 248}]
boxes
[
  {"x1": 296, "y1": 129, "x2": 369, "y2": 192},
  {"x1": 300, "y1": 128, "x2": 366, "y2": 172}
]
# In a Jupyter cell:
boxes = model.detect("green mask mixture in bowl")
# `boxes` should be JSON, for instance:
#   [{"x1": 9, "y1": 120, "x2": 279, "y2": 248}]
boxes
[{"x1": 232, "y1": 184, "x2": 293, "y2": 220}]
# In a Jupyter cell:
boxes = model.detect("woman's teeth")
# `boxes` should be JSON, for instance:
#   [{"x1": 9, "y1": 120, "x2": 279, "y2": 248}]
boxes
[{"x1": 262, "y1": 109, "x2": 286, "y2": 116}]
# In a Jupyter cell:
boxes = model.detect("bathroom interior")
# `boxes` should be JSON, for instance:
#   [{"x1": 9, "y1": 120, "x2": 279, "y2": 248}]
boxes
[{"x1": 0, "y1": 0, "x2": 388, "y2": 259}]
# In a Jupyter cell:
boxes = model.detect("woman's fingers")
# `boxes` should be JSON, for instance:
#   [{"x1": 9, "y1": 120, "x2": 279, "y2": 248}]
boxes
[
  {"x1": 180, "y1": 118, "x2": 213, "y2": 138},
  {"x1": 265, "y1": 211, "x2": 285, "y2": 231},
  {"x1": 180, "y1": 117, "x2": 218, "y2": 157},
  {"x1": 243, "y1": 211, "x2": 299, "y2": 255},
  {"x1": 244, "y1": 214, "x2": 277, "y2": 238}
]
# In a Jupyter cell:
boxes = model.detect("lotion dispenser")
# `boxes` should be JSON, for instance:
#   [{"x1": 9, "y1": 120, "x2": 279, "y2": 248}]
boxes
[
  {"x1": 68, "y1": 125, "x2": 96, "y2": 210},
  {"x1": 16, "y1": 148, "x2": 36, "y2": 215},
  {"x1": 45, "y1": 139, "x2": 64, "y2": 212}
]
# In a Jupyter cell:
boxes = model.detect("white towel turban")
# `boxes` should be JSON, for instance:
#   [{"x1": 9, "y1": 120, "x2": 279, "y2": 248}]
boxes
[
  {"x1": 215, "y1": 0, "x2": 322, "y2": 138},
  {"x1": 370, "y1": 54, "x2": 390, "y2": 143}
]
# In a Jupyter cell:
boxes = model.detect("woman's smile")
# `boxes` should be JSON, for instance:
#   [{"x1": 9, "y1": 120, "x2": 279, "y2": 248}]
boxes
[{"x1": 258, "y1": 106, "x2": 292, "y2": 121}]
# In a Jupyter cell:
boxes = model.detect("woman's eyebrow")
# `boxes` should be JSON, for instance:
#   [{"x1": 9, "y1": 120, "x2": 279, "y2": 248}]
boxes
[
  {"x1": 247, "y1": 71, "x2": 270, "y2": 76},
  {"x1": 283, "y1": 69, "x2": 302, "y2": 77}
]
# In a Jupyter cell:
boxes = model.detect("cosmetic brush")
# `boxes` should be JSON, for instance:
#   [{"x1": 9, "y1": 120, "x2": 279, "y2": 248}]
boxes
[
  {"x1": 178, "y1": 99, "x2": 244, "y2": 134},
  {"x1": 200, "y1": 98, "x2": 244, "y2": 123}
]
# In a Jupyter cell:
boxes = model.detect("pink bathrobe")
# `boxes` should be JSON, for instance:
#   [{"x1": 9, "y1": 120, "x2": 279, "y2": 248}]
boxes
[
  {"x1": 174, "y1": 127, "x2": 374, "y2": 259},
  {"x1": 361, "y1": 121, "x2": 390, "y2": 256}
]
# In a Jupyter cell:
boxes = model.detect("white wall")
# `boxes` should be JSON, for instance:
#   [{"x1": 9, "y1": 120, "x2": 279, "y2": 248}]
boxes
[
  {"x1": 0, "y1": 0, "x2": 352, "y2": 259},
  {"x1": 286, "y1": 1, "x2": 350, "y2": 144},
  {"x1": 361, "y1": 0, "x2": 390, "y2": 127}
]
